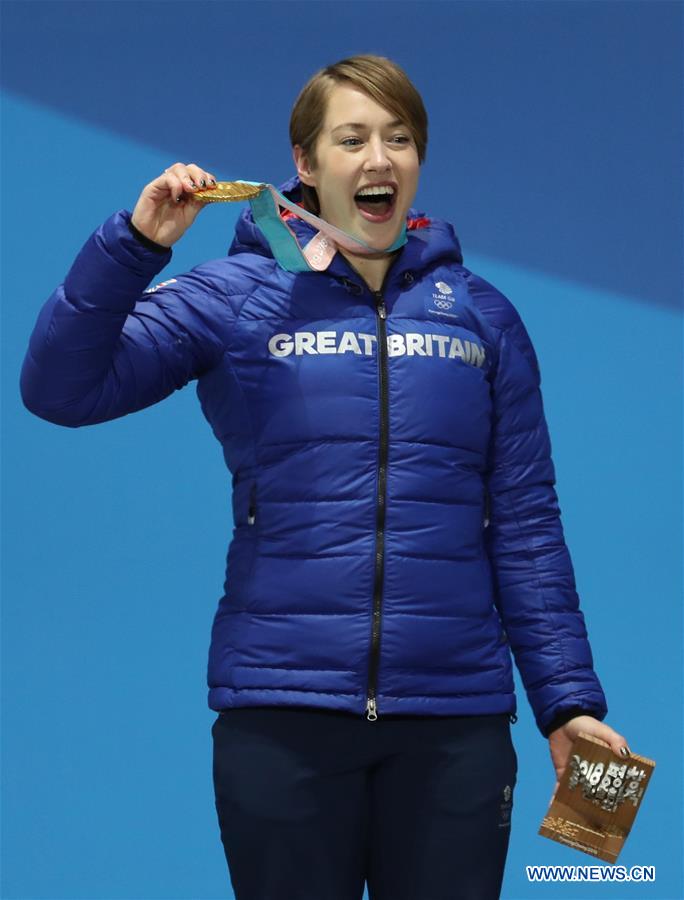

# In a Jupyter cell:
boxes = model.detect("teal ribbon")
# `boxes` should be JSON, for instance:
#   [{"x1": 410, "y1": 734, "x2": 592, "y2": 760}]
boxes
[{"x1": 242, "y1": 181, "x2": 407, "y2": 274}]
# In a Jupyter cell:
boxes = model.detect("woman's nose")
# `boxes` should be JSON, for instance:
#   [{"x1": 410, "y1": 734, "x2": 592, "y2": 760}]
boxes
[{"x1": 364, "y1": 137, "x2": 392, "y2": 171}]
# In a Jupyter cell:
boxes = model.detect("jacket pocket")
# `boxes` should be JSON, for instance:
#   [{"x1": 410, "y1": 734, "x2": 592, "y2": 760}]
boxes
[
  {"x1": 226, "y1": 478, "x2": 259, "y2": 607},
  {"x1": 231, "y1": 474, "x2": 258, "y2": 529},
  {"x1": 247, "y1": 482, "x2": 257, "y2": 526}
]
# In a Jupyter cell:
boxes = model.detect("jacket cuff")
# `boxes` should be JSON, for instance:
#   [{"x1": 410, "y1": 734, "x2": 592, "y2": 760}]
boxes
[
  {"x1": 542, "y1": 706, "x2": 601, "y2": 738},
  {"x1": 127, "y1": 218, "x2": 172, "y2": 254}
]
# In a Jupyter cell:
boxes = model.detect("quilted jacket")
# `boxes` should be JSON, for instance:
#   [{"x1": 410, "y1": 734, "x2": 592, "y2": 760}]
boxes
[{"x1": 20, "y1": 174, "x2": 609, "y2": 736}]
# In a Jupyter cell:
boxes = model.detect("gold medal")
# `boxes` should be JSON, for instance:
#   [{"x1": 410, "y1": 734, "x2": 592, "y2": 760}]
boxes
[{"x1": 193, "y1": 181, "x2": 266, "y2": 202}]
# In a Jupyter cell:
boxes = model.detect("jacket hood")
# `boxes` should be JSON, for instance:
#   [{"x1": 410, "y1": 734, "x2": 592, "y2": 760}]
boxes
[{"x1": 228, "y1": 173, "x2": 463, "y2": 275}]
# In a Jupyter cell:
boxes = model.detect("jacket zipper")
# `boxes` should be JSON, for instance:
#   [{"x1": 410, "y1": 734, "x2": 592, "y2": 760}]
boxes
[
  {"x1": 342, "y1": 266, "x2": 517, "y2": 726},
  {"x1": 340, "y1": 255, "x2": 400, "y2": 722},
  {"x1": 366, "y1": 288, "x2": 389, "y2": 721}
]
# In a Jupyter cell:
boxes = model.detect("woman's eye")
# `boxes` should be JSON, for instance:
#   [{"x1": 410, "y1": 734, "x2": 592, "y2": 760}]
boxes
[{"x1": 341, "y1": 135, "x2": 411, "y2": 147}]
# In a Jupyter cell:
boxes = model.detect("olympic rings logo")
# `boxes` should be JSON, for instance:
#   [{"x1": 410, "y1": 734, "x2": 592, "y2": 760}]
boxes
[{"x1": 433, "y1": 299, "x2": 453, "y2": 310}]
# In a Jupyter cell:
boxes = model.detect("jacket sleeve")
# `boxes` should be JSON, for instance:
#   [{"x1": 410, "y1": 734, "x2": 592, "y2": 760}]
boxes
[
  {"x1": 19, "y1": 209, "x2": 232, "y2": 427},
  {"x1": 480, "y1": 283, "x2": 609, "y2": 738}
]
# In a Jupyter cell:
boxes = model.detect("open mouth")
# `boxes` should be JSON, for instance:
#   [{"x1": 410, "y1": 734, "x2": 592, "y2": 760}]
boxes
[{"x1": 353, "y1": 188, "x2": 397, "y2": 222}]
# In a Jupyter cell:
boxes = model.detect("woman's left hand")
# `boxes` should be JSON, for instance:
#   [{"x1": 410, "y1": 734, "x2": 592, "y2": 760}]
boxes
[{"x1": 547, "y1": 716, "x2": 631, "y2": 804}]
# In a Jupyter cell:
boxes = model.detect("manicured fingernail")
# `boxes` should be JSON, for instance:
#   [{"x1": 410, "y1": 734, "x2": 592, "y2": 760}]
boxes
[
  {"x1": 211, "y1": 178, "x2": 217, "y2": 185},
  {"x1": 620, "y1": 746, "x2": 630, "y2": 757}
]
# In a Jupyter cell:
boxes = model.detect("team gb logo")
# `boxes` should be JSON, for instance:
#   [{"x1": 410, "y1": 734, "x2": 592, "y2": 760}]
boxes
[{"x1": 432, "y1": 280, "x2": 455, "y2": 310}]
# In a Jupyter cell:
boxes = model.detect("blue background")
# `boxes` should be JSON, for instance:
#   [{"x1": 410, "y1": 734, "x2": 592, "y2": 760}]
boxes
[{"x1": 2, "y1": 1, "x2": 681, "y2": 898}]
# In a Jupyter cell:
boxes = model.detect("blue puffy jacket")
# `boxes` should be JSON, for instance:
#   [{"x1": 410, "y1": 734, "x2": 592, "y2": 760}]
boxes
[{"x1": 20, "y1": 174, "x2": 608, "y2": 737}]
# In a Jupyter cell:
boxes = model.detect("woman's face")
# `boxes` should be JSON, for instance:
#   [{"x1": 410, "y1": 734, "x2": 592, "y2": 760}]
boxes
[{"x1": 293, "y1": 83, "x2": 420, "y2": 252}]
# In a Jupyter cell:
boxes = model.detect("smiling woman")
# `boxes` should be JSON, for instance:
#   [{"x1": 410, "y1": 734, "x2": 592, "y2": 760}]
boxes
[
  {"x1": 19, "y1": 50, "x2": 621, "y2": 900},
  {"x1": 292, "y1": 87, "x2": 420, "y2": 289},
  {"x1": 287, "y1": 57, "x2": 429, "y2": 291},
  {"x1": 290, "y1": 54, "x2": 428, "y2": 218}
]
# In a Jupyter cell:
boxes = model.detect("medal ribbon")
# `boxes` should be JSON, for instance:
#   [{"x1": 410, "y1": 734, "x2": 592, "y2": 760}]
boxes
[{"x1": 195, "y1": 180, "x2": 407, "y2": 274}]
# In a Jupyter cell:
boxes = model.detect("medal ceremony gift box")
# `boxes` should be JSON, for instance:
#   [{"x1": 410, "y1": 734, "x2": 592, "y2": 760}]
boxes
[{"x1": 539, "y1": 732, "x2": 655, "y2": 863}]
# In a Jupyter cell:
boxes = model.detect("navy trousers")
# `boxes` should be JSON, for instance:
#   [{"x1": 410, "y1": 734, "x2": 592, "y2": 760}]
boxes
[{"x1": 211, "y1": 706, "x2": 517, "y2": 900}]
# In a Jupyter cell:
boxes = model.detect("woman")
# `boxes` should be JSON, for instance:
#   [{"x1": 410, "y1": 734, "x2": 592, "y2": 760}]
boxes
[{"x1": 20, "y1": 55, "x2": 630, "y2": 900}]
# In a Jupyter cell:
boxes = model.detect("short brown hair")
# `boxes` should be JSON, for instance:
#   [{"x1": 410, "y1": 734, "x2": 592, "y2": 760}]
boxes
[{"x1": 289, "y1": 54, "x2": 428, "y2": 215}]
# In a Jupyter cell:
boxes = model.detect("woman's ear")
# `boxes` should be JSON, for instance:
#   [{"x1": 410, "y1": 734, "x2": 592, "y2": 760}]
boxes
[{"x1": 292, "y1": 145, "x2": 316, "y2": 189}]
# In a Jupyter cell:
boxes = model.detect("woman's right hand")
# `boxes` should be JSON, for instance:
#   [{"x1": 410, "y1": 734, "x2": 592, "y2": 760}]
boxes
[{"x1": 130, "y1": 162, "x2": 218, "y2": 248}]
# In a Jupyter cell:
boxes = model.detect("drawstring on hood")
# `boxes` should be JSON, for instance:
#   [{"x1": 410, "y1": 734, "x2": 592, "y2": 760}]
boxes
[{"x1": 341, "y1": 277, "x2": 364, "y2": 296}]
